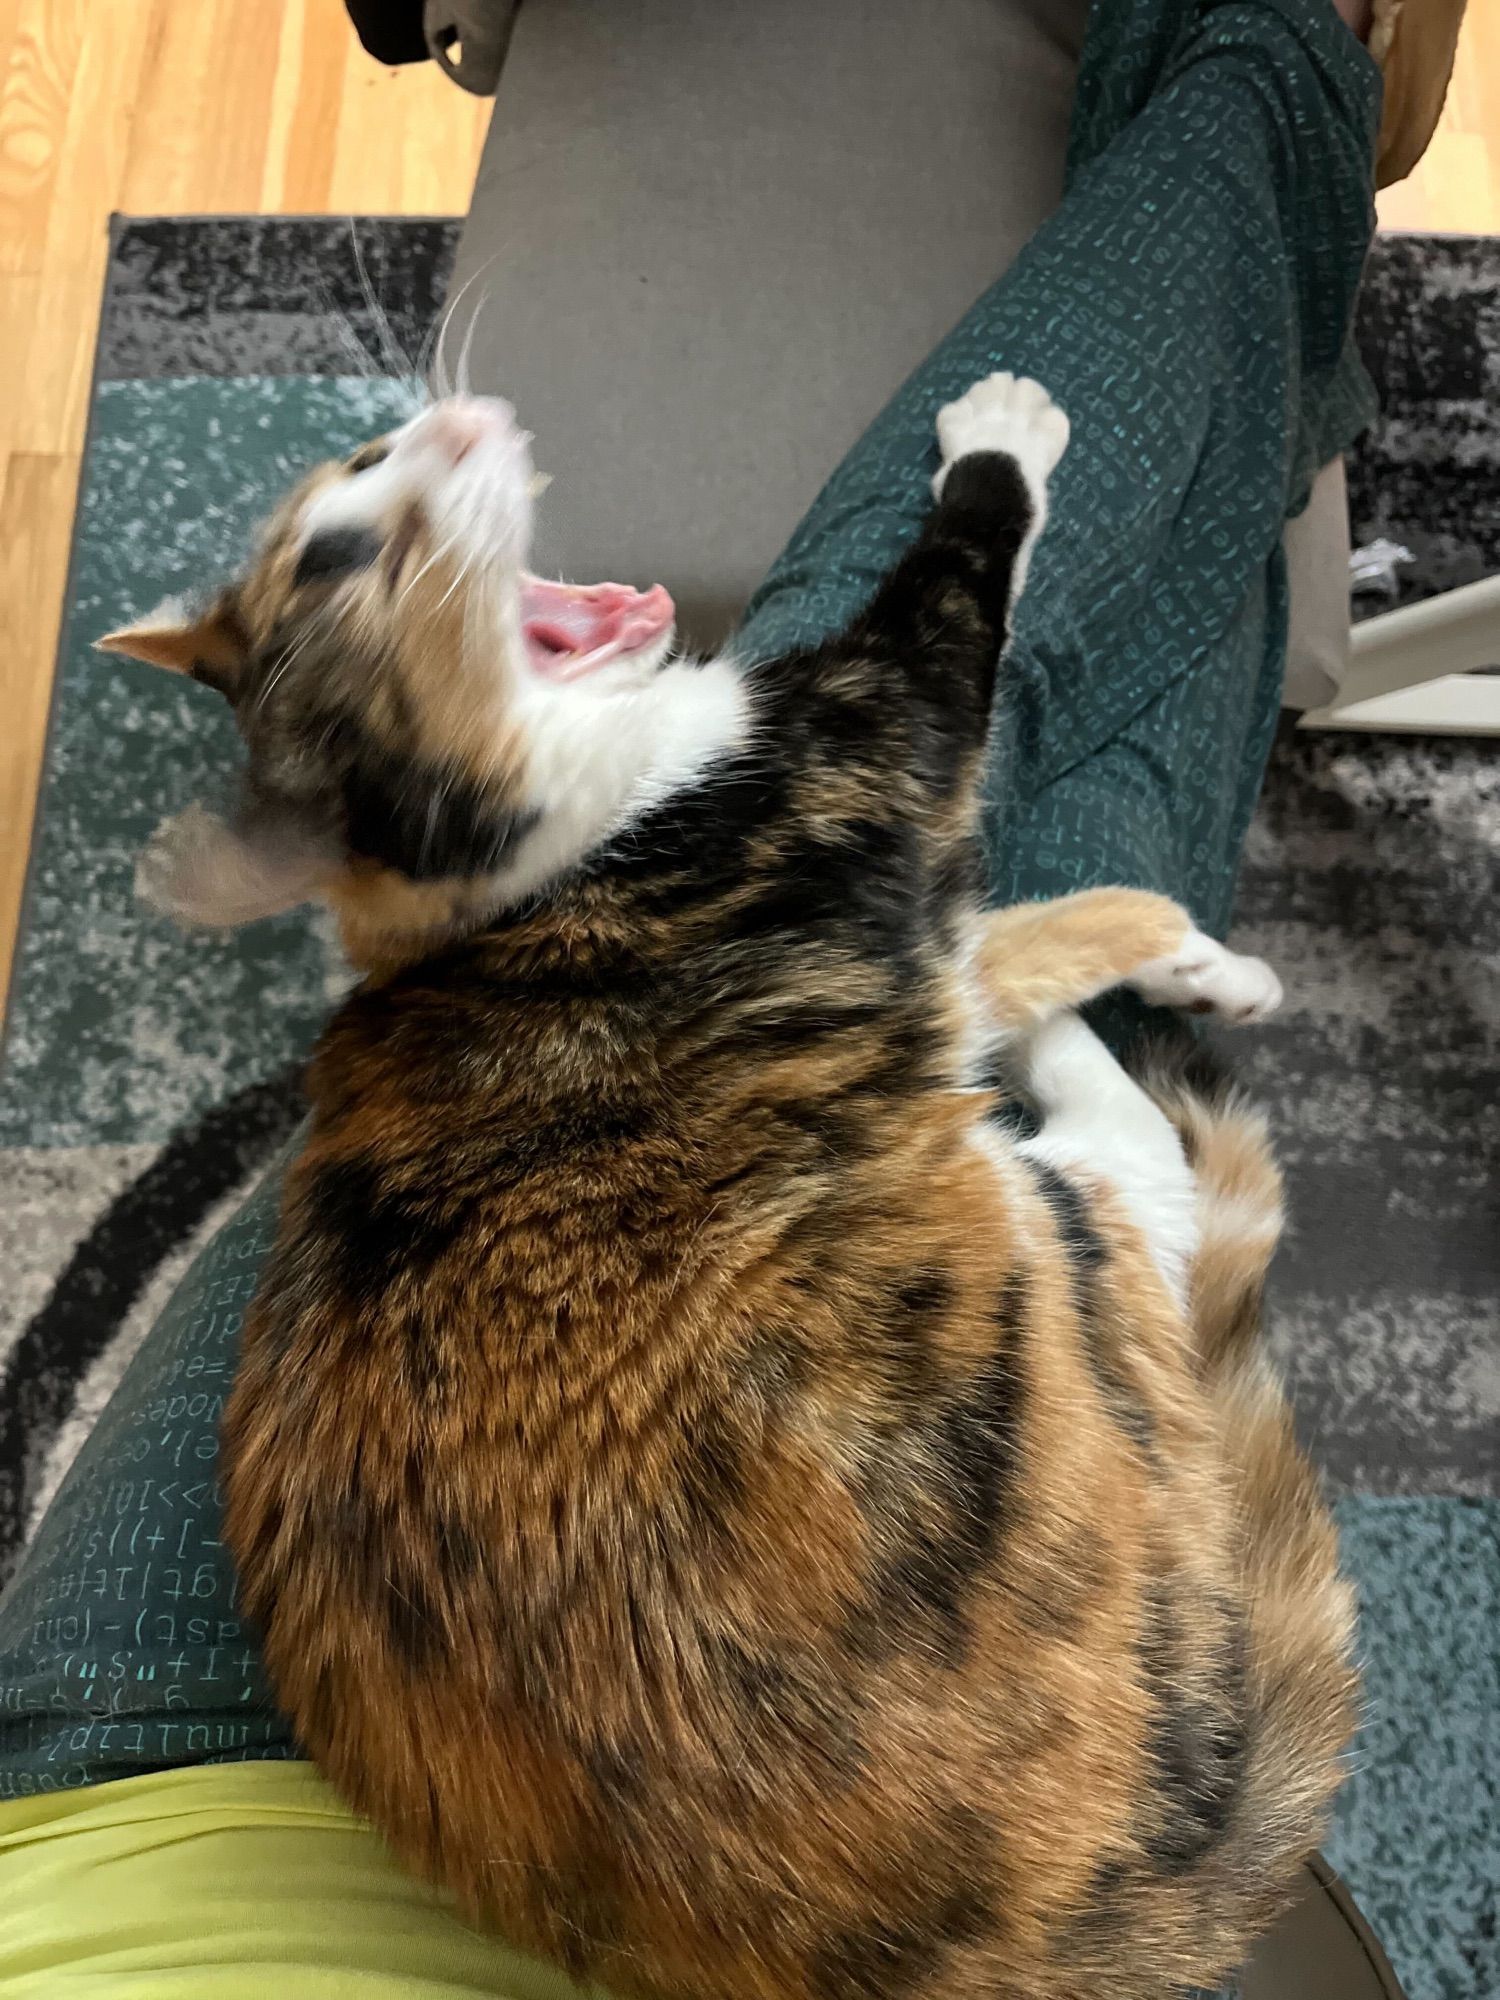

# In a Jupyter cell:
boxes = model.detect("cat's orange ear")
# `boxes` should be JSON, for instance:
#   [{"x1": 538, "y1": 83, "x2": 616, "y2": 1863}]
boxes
[{"x1": 96, "y1": 594, "x2": 247, "y2": 699}]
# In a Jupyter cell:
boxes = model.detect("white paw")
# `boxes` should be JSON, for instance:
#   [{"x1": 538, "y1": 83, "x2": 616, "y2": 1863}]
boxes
[
  {"x1": 1129, "y1": 931, "x2": 1283, "y2": 1025},
  {"x1": 933, "y1": 372, "x2": 1070, "y2": 504}
]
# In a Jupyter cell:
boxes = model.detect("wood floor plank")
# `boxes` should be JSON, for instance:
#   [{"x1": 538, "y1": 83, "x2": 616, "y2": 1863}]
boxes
[
  {"x1": 263, "y1": 0, "x2": 342, "y2": 213},
  {"x1": 327, "y1": 26, "x2": 489, "y2": 215},
  {"x1": 0, "y1": 0, "x2": 84, "y2": 276},
  {"x1": 0, "y1": 452, "x2": 78, "y2": 1016},
  {"x1": 10, "y1": 248, "x2": 110, "y2": 459},
  {"x1": 123, "y1": 0, "x2": 288, "y2": 213},
  {"x1": 121, "y1": 0, "x2": 236, "y2": 213},
  {"x1": 0, "y1": 272, "x2": 39, "y2": 456}
]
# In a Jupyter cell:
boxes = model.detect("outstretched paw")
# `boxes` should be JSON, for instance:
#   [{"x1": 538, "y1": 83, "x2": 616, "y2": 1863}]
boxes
[
  {"x1": 1129, "y1": 931, "x2": 1284, "y2": 1025},
  {"x1": 933, "y1": 372, "x2": 1070, "y2": 505}
]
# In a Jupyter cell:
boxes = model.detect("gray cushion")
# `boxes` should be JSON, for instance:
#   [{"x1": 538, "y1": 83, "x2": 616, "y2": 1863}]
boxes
[{"x1": 450, "y1": 0, "x2": 1090, "y2": 645}]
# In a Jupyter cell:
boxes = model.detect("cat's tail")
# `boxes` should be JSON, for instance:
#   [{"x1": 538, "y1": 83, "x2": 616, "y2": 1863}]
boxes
[
  {"x1": 1138, "y1": 1031, "x2": 1359, "y2": 1910},
  {"x1": 1135, "y1": 1035, "x2": 1282, "y2": 1376}
]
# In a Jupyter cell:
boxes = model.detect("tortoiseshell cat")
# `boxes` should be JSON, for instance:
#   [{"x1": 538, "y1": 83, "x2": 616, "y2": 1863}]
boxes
[{"x1": 102, "y1": 374, "x2": 1354, "y2": 1999}]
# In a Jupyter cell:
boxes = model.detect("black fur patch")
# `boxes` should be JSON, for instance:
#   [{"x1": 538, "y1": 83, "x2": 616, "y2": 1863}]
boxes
[
  {"x1": 603, "y1": 753, "x2": 783, "y2": 906},
  {"x1": 980, "y1": 1093, "x2": 1040, "y2": 1141},
  {"x1": 434, "y1": 1509, "x2": 483, "y2": 1583},
  {"x1": 292, "y1": 526, "x2": 382, "y2": 587},
  {"x1": 323, "y1": 713, "x2": 534, "y2": 881},
  {"x1": 678, "y1": 1411, "x2": 746, "y2": 1536},
  {"x1": 814, "y1": 1886, "x2": 992, "y2": 2000},
  {"x1": 1138, "y1": 1589, "x2": 1248, "y2": 1875},
  {"x1": 857, "y1": 1272, "x2": 1028, "y2": 1664},
  {"x1": 714, "y1": 1637, "x2": 867, "y2": 1783},
  {"x1": 714, "y1": 999, "x2": 889, "y2": 1061},
  {"x1": 304, "y1": 1156, "x2": 464, "y2": 1298},
  {"x1": 1062, "y1": 1855, "x2": 1132, "y2": 1947},
  {"x1": 934, "y1": 451, "x2": 1032, "y2": 550},
  {"x1": 812, "y1": 1808, "x2": 997, "y2": 2000},
  {"x1": 583, "y1": 1736, "x2": 648, "y2": 1813},
  {"x1": 728, "y1": 819, "x2": 922, "y2": 962},
  {"x1": 846, "y1": 448, "x2": 1031, "y2": 711},
  {"x1": 1027, "y1": 1160, "x2": 1155, "y2": 1453},
  {"x1": 395, "y1": 1306, "x2": 449, "y2": 1401},
  {"x1": 384, "y1": 1566, "x2": 442, "y2": 1668},
  {"x1": 881, "y1": 1270, "x2": 953, "y2": 1395},
  {"x1": 892, "y1": 1270, "x2": 954, "y2": 1328},
  {"x1": 1082, "y1": 1323, "x2": 1155, "y2": 1454},
  {"x1": 1027, "y1": 1160, "x2": 1107, "y2": 1270},
  {"x1": 345, "y1": 753, "x2": 533, "y2": 880}
]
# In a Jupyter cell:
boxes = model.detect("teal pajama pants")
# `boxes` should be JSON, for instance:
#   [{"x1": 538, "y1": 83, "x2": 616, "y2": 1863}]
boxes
[
  {"x1": 0, "y1": 9, "x2": 1380, "y2": 1962},
  {"x1": 743, "y1": 0, "x2": 1378, "y2": 935}
]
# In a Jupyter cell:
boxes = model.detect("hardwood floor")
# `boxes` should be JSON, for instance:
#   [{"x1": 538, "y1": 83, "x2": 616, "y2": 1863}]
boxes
[{"x1": 0, "y1": 2, "x2": 1495, "y2": 1019}]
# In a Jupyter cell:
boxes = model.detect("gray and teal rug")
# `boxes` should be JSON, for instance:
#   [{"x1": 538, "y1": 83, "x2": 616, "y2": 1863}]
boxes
[{"x1": 0, "y1": 220, "x2": 1495, "y2": 1999}]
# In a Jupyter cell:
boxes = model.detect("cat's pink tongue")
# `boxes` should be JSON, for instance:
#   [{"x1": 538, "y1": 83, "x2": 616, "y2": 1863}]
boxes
[{"x1": 520, "y1": 576, "x2": 675, "y2": 679}]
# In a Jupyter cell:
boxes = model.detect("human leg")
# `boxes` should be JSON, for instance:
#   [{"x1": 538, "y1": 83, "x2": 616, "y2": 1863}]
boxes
[{"x1": 742, "y1": 0, "x2": 1381, "y2": 931}]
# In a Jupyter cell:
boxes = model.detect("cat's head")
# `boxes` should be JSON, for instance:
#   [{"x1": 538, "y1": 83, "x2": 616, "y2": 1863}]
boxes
[{"x1": 100, "y1": 396, "x2": 745, "y2": 965}]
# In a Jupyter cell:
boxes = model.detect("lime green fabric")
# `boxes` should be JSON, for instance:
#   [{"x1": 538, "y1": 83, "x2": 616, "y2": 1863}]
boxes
[{"x1": 0, "y1": 1760, "x2": 602, "y2": 1999}]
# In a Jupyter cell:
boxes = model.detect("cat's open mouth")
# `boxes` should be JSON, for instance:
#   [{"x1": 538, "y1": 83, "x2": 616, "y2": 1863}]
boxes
[{"x1": 518, "y1": 574, "x2": 676, "y2": 680}]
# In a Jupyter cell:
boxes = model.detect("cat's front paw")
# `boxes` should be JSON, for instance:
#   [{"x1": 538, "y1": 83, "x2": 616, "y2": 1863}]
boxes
[
  {"x1": 933, "y1": 372, "x2": 1070, "y2": 504},
  {"x1": 1129, "y1": 931, "x2": 1284, "y2": 1025}
]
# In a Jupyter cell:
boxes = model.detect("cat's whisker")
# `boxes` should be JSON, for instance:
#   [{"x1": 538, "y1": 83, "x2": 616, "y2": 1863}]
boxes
[
  {"x1": 454, "y1": 285, "x2": 487, "y2": 400},
  {"x1": 413, "y1": 311, "x2": 445, "y2": 396},
  {"x1": 431, "y1": 547, "x2": 480, "y2": 617},
  {"x1": 396, "y1": 546, "x2": 448, "y2": 609},
  {"x1": 347, "y1": 217, "x2": 418, "y2": 386},
  {"x1": 428, "y1": 250, "x2": 505, "y2": 403},
  {"x1": 394, "y1": 519, "x2": 471, "y2": 615},
  {"x1": 391, "y1": 374, "x2": 431, "y2": 420},
  {"x1": 313, "y1": 273, "x2": 385, "y2": 385},
  {"x1": 252, "y1": 622, "x2": 323, "y2": 715}
]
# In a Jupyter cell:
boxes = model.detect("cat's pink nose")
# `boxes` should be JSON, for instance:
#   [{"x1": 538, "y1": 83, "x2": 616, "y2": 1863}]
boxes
[{"x1": 424, "y1": 397, "x2": 516, "y2": 464}]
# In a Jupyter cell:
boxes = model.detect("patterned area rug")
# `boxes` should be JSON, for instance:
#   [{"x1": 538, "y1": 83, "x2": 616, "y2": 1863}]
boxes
[{"x1": 0, "y1": 221, "x2": 1495, "y2": 1998}]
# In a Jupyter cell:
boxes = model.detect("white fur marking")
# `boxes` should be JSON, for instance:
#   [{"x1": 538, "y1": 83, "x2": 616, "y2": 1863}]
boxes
[
  {"x1": 489, "y1": 649, "x2": 752, "y2": 905},
  {"x1": 1129, "y1": 929, "x2": 1284, "y2": 1023},
  {"x1": 932, "y1": 372, "x2": 1070, "y2": 601},
  {"x1": 1018, "y1": 1012, "x2": 1198, "y2": 1308}
]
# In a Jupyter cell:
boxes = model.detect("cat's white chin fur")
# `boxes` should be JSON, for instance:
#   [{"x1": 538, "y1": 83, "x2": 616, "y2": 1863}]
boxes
[{"x1": 491, "y1": 646, "x2": 752, "y2": 906}]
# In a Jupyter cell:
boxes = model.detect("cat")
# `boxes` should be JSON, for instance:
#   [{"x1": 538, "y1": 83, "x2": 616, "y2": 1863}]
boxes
[{"x1": 101, "y1": 373, "x2": 1355, "y2": 2000}]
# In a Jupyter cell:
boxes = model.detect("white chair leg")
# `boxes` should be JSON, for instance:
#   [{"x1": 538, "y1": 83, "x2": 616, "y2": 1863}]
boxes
[
  {"x1": 1300, "y1": 673, "x2": 1500, "y2": 736},
  {"x1": 1300, "y1": 573, "x2": 1500, "y2": 736}
]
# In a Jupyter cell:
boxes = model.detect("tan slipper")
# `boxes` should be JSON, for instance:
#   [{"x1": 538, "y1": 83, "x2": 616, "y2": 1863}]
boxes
[{"x1": 1369, "y1": 0, "x2": 1468, "y2": 188}]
